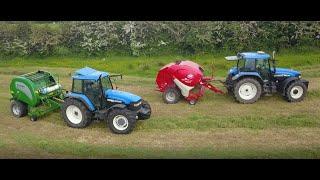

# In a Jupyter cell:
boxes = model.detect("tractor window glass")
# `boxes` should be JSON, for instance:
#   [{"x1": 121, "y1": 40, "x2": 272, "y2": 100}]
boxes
[
  {"x1": 256, "y1": 59, "x2": 270, "y2": 80},
  {"x1": 238, "y1": 59, "x2": 255, "y2": 72},
  {"x1": 83, "y1": 80, "x2": 100, "y2": 94},
  {"x1": 256, "y1": 59, "x2": 269, "y2": 71},
  {"x1": 101, "y1": 77, "x2": 113, "y2": 90},
  {"x1": 72, "y1": 79, "x2": 82, "y2": 93}
]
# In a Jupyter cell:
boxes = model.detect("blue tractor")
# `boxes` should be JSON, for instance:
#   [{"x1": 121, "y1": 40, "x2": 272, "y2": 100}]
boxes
[
  {"x1": 61, "y1": 67, "x2": 151, "y2": 134},
  {"x1": 225, "y1": 51, "x2": 309, "y2": 104}
]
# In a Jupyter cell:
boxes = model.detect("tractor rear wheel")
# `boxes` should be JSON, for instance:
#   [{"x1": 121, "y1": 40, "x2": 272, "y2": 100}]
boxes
[
  {"x1": 10, "y1": 100, "x2": 28, "y2": 118},
  {"x1": 285, "y1": 81, "x2": 307, "y2": 102},
  {"x1": 137, "y1": 100, "x2": 151, "y2": 120},
  {"x1": 61, "y1": 98, "x2": 92, "y2": 128},
  {"x1": 107, "y1": 108, "x2": 137, "y2": 134},
  {"x1": 162, "y1": 87, "x2": 181, "y2": 104},
  {"x1": 233, "y1": 78, "x2": 262, "y2": 104}
]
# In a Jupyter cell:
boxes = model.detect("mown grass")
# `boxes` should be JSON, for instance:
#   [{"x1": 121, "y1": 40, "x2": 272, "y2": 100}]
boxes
[
  {"x1": 136, "y1": 114, "x2": 320, "y2": 131},
  {"x1": 1, "y1": 50, "x2": 320, "y2": 158},
  {"x1": 1, "y1": 50, "x2": 320, "y2": 78},
  {"x1": 10, "y1": 132, "x2": 320, "y2": 158}
]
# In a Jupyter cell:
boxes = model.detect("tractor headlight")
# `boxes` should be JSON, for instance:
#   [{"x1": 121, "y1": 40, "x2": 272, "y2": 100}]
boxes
[{"x1": 298, "y1": 75, "x2": 301, "y2": 79}]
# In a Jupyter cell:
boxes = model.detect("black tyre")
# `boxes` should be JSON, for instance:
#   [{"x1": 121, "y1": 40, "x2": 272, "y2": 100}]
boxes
[
  {"x1": 107, "y1": 108, "x2": 137, "y2": 134},
  {"x1": 233, "y1": 78, "x2": 262, "y2": 104},
  {"x1": 10, "y1": 100, "x2": 28, "y2": 118},
  {"x1": 285, "y1": 81, "x2": 307, "y2": 102},
  {"x1": 61, "y1": 98, "x2": 92, "y2": 128},
  {"x1": 162, "y1": 87, "x2": 181, "y2": 104},
  {"x1": 30, "y1": 116, "x2": 37, "y2": 122},
  {"x1": 137, "y1": 100, "x2": 151, "y2": 120}
]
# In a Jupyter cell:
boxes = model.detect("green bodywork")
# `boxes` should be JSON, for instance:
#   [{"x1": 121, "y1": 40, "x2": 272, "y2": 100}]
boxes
[{"x1": 10, "y1": 70, "x2": 65, "y2": 118}]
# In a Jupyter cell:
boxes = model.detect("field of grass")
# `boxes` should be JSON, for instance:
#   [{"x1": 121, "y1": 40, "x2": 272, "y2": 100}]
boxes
[{"x1": 0, "y1": 51, "x2": 320, "y2": 158}]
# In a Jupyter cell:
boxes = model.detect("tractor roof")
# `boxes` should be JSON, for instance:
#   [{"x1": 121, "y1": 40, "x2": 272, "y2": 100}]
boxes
[
  {"x1": 238, "y1": 51, "x2": 271, "y2": 59},
  {"x1": 73, "y1": 67, "x2": 109, "y2": 80}
]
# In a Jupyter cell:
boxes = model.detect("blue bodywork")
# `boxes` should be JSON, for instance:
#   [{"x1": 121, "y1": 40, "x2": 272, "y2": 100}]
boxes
[
  {"x1": 227, "y1": 52, "x2": 301, "y2": 80},
  {"x1": 105, "y1": 89, "x2": 141, "y2": 105},
  {"x1": 73, "y1": 67, "x2": 109, "y2": 80},
  {"x1": 274, "y1": 68, "x2": 300, "y2": 77},
  {"x1": 238, "y1": 52, "x2": 271, "y2": 59},
  {"x1": 66, "y1": 92, "x2": 96, "y2": 111},
  {"x1": 69, "y1": 67, "x2": 142, "y2": 111}
]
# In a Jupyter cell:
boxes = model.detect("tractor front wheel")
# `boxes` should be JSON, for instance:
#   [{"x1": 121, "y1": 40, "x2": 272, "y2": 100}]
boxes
[
  {"x1": 233, "y1": 78, "x2": 262, "y2": 104},
  {"x1": 61, "y1": 98, "x2": 91, "y2": 128},
  {"x1": 11, "y1": 100, "x2": 28, "y2": 118},
  {"x1": 162, "y1": 87, "x2": 181, "y2": 104},
  {"x1": 107, "y1": 108, "x2": 137, "y2": 134},
  {"x1": 285, "y1": 81, "x2": 307, "y2": 102}
]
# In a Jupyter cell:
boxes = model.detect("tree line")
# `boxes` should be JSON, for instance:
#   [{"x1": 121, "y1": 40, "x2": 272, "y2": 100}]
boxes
[{"x1": 0, "y1": 21, "x2": 319, "y2": 57}]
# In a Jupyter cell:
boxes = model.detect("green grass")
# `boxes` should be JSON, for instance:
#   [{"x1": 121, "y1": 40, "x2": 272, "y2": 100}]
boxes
[
  {"x1": 137, "y1": 114, "x2": 320, "y2": 131},
  {"x1": 0, "y1": 50, "x2": 320, "y2": 158},
  {"x1": 1, "y1": 49, "x2": 320, "y2": 78},
  {"x1": 11, "y1": 132, "x2": 320, "y2": 158}
]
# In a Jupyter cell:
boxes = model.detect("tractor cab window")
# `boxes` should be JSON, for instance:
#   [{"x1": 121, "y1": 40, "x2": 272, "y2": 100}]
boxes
[
  {"x1": 72, "y1": 79, "x2": 83, "y2": 93},
  {"x1": 83, "y1": 79, "x2": 102, "y2": 109},
  {"x1": 238, "y1": 58, "x2": 255, "y2": 72},
  {"x1": 255, "y1": 59, "x2": 270, "y2": 80},
  {"x1": 101, "y1": 76, "x2": 113, "y2": 91}
]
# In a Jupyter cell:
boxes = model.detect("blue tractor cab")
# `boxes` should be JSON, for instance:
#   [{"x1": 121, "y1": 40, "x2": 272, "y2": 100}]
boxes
[
  {"x1": 225, "y1": 51, "x2": 309, "y2": 103},
  {"x1": 61, "y1": 67, "x2": 151, "y2": 134}
]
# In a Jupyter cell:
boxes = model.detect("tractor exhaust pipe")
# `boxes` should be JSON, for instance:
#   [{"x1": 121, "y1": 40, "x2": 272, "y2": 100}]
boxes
[{"x1": 272, "y1": 51, "x2": 276, "y2": 60}]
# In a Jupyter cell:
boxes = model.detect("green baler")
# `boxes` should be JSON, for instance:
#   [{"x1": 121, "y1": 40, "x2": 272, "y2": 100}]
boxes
[{"x1": 10, "y1": 70, "x2": 65, "y2": 121}]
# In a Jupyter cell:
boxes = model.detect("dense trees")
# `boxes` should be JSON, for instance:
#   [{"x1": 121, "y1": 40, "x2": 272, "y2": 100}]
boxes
[{"x1": 0, "y1": 21, "x2": 319, "y2": 57}]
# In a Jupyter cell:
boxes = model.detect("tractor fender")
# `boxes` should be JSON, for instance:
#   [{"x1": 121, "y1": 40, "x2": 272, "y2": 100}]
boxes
[
  {"x1": 103, "y1": 103, "x2": 128, "y2": 118},
  {"x1": 64, "y1": 93, "x2": 96, "y2": 111},
  {"x1": 279, "y1": 77, "x2": 299, "y2": 95},
  {"x1": 232, "y1": 72, "x2": 263, "y2": 84},
  {"x1": 109, "y1": 103, "x2": 127, "y2": 109}
]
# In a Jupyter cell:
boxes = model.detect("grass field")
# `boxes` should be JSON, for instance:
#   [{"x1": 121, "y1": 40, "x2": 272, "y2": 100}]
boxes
[{"x1": 0, "y1": 51, "x2": 320, "y2": 158}]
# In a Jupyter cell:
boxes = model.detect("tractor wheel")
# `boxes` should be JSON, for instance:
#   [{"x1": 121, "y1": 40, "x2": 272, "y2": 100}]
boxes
[
  {"x1": 10, "y1": 100, "x2": 28, "y2": 118},
  {"x1": 107, "y1": 108, "x2": 137, "y2": 134},
  {"x1": 61, "y1": 98, "x2": 92, "y2": 128},
  {"x1": 137, "y1": 100, "x2": 151, "y2": 120},
  {"x1": 162, "y1": 87, "x2": 181, "y2": 104},
  {"x1": 285, "y1": 81, "x2": 307, "y2": 102},
  {"x1": 233, "y1": 78, "x2": 262, "y2": 104}
]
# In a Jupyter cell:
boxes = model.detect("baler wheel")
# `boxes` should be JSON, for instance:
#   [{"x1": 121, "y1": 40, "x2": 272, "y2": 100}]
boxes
[
  {"x1": 30, "y1": 116, "x2": 38, "y2": 122},
  {"x1": 10, "y1": 100, "x2": 28, "y2": 118},
  {"x1": 189, "y1": 100, "x2": 197, "y2": 105},
  {"x1": 162, "y1": 87, "x2": 181, "y2": 104}
]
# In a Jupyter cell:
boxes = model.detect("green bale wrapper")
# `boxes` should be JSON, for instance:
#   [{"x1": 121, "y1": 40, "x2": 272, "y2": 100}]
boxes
[{"x1": 10, "y1": 70, "x2": 65, "y2": 120}]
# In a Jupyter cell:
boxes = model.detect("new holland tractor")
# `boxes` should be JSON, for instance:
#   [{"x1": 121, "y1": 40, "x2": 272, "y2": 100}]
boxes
[
  {"x1": 225, "y1": 51, "x2": 309, "y2": 103},
  {"x1": 61, "y1": 67, "x2": 151, "y2": 134},
  {"x1": 9, "y1": 67, "x2": 151, "y2": 134}
]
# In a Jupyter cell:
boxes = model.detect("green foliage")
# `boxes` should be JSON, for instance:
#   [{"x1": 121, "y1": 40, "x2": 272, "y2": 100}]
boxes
[{"x1": 0, "y1": 21, "x2": 319, "y2": 57}]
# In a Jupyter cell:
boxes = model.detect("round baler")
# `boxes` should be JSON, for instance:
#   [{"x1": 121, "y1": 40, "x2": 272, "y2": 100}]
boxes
[
  {"x1": 10, "y1": 70, "x2": 64, "y2": 121},
  {"x1": 156, "y1": 60, "x2": 224, "y2": 105}
]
